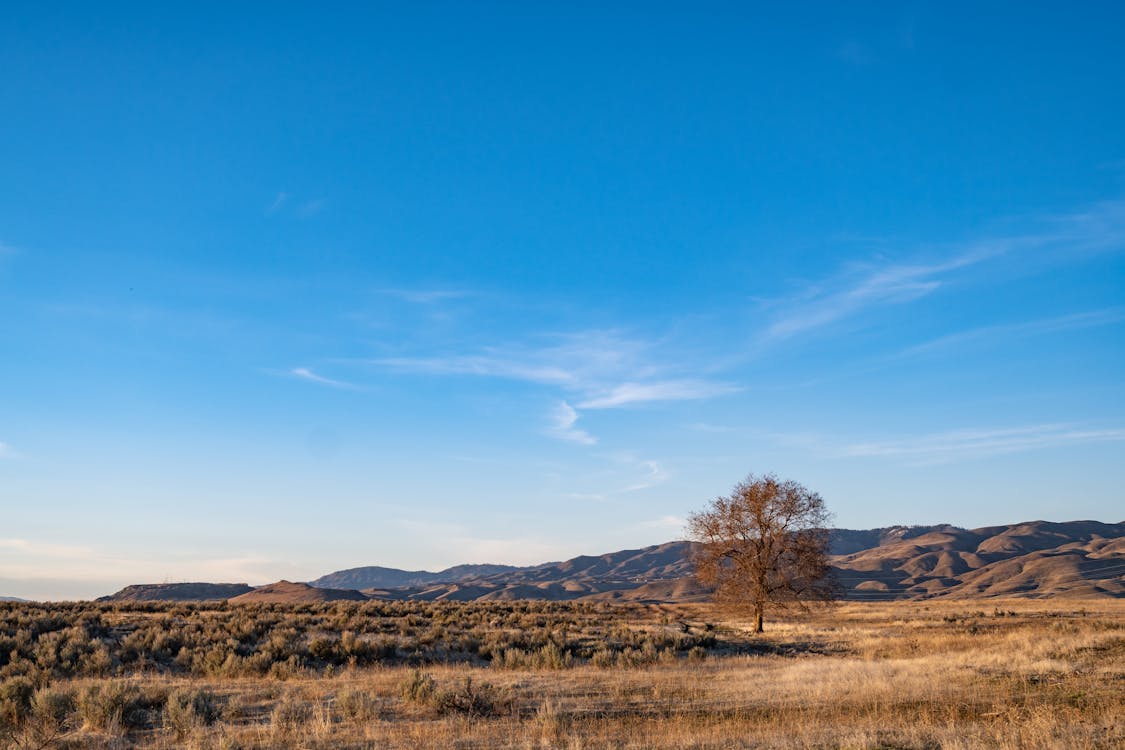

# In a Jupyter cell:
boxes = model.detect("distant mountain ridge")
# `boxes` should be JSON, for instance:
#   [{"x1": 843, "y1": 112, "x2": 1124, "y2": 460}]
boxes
[
  {"x1": 832, "y1": 520, "x2": 1125, "y2": 599},
  {"x1": 353, "y1": 541, "x2": 701, "y2": 603},
  {"x1": 827, "y1": 524, "x2": 964, "y2": 555},
  {"x1": 96, "y1": 583, "x2": 254, "y2": 602},
  {"x1": 95, "y1": 520, "x2": 1124, "y2": 603},
  {"x1": 311, "y1": 563, "x2": 523, "y2": 590},
  {"x1": 228, "y1": 580, "x2": 367, "y2": 604},
  {"x1": 334, "y1": 521, "x2": 1124, "y2": 602}
]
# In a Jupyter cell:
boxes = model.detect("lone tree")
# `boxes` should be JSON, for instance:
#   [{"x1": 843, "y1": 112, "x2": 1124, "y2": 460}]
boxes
[{"x1": 687, "y1": 473, "x2": 836, "y2": 632}]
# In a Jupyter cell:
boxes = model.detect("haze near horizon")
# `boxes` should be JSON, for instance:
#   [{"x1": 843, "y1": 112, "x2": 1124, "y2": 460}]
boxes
[{"x1": 2, "y1": 3, "x2": 1124, "y2": 600}]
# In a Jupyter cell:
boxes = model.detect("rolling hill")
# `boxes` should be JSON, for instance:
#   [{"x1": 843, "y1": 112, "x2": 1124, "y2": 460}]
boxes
[
  {"x1": 97, "y1": 583, "x2": 255, "y2": 602},
  {"x1": 90, "y1": 520, "x2": 1124, "y2": 603},
  {"x1": 311, "y1": 563, "x2": 522, "y2": 590},
  {"x1": 227, "y1": 580, "x2": 368, "y2": 604},
  {"x1": 329, "y1": 520, "x2": 1124, "y2": 603},
  {"x1": 833, "y1": 520, "x2": 1125, "y2": 599}
]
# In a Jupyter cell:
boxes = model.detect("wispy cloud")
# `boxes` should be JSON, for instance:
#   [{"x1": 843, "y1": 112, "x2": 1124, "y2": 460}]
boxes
[
  {"x1": 266, "y1": 192, "x2": 288, "y2": 215},
  {"x1": 319, "y1": 198, "x2": 1125, "y2": 456},
  {"x1": 377, "y1": 354, "x2": 575, "y2": 386},
  {"x1": 620, "y1": 458, "x2": 670, "y2": 492},
  {"x1": 264, "y1": 192, "x2": 324, "y2": 218},
  {"x1": 372, "y1": 329, "x2": 737, "y2": 445},
  {"x1": 393, "y1": 519, "x2": 572, "y2": 566},
  {"x1": 0, "y1": 538, "x2": 93, "y2": 558},
  {"x1": 761, "y1": 200, "x2": 1125, "y2": 343},
  {"x1": 638, "y1": 515, "x2": 687, "y2": 530},
  {"x1": 548, "y1": 450, "x2": 671, "y2": 501},
  {"x1": 841, "y1": 424, "x2": 1125, "y2": 465},
  {"x1": 297, "y1": 198, "x2": 326, "y2": 217},
  {"x1": 1044, "y1": 198, "x2": 1125, "y2": 255},
  {"x1": 375, "y1": 330, "x2": 734, "y2": 411},
  {"x1": 685, "y1": 422, "x2": 735, "y2": 433},
  {"x1": 546, "y1": 401, "x2": 596, "y2": 445},
  {"x1": 896, "y1": 308, "x2": 1125, "y2": 359},
  {"x1": 0, "y1": 441, "x2": 10, "y2": 458},
  {"x1": 290, "y1": 367, "x2": 357, "y2": 390},
  {"x1": 379, "y1": 288, "x2": 470, "y2": 304},
  {"x1": 763, "y1": 246, "x2": 999, "y2": 341},
  {"x1": 578, "y1": 380, "x2": 739, "y2": 409}
]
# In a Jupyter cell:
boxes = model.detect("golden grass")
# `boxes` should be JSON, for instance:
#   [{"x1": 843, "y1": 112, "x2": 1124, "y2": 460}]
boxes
[{"x1": 5, "y1": 598, "x2": 1122, "y2": 749}]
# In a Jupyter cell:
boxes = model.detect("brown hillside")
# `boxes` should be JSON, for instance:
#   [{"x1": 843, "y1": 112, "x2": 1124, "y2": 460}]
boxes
[
  {"x1": 833, "y1": 520, "x2": 1125, "y2": 600},
  {"x1": 98, "y1": 519, "x2": 1123, "y2": 605},
  {"x1": 371, "y1": 520, "x2": 1124, "y2": 603},
  {"x1": 97, "y1": 583, "x2": 254, "y2": 602},
  {"x1": 518, "y1": 541, "x2": 696, "y2": 582},
  {"x1": 229, "y1": 581, "x2": 368, "y2": 604},
  {"x1": 583, "y1": 577, "x2": 712, "y2": 603}
]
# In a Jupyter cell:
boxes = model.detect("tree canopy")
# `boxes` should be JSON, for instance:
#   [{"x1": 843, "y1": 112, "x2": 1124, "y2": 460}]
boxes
[{"x1": 687, "y1": 473, "x2": 836, "y2": 632}]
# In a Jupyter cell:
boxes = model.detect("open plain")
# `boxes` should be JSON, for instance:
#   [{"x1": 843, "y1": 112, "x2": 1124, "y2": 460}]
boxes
[{"x1": 1, "y1": 597, "x2": 1121, "y2": 749}]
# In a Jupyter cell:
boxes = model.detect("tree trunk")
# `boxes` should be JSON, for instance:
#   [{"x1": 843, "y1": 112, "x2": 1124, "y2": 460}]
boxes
[{"x1": 754, "y1": 604, "x2": 764, "y2": 633}]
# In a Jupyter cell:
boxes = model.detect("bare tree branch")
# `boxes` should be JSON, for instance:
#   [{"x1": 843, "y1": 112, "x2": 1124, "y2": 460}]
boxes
[{"x1": 687, "y1": 473, "x2": 838, "y2": 632}]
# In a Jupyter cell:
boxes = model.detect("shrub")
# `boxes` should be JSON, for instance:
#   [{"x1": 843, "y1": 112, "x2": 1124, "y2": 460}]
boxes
[
  {"x1": 534, "y1": 700, "x2": 571, "y2": 743},
  {"x1": 335, "y1": 687, "x2": 379, "y2": 721},
  {"x1": 270, "y1": 696, "x2": 312, "y2": 734},
  {"x1": 494, "y1": 643, "x2": 575, "y2": 670},
  {"x1": 590, "y1": 648, "x2": 616, "y2": 668},
  {"x1": 164, "y1": 687, "x2": 221, "y2": 737},
  {"x1": 433, "y1": 677, "x2": 510, "y2": 718},
  {"x1": 399, "y1": 670, "x2": 435, "y2": 705},
  {"x1": 308, "y1": 637, "x2": 339, "y2": 662},
  {"x1": 217, "y1": 734, "x2": 244, "y2": 750},
  {"x1": 535, "y1": 643, "x2": 572, "y2": 670},
  {"x1": 78, "y1": 681, "x2": 164, "y2": 730},
  {"x1": 31, "y1": 686, "x2": 75, "y2": 730},
  {"x1": 0, "y1": 676, "x2": 34, "y2": 728}
]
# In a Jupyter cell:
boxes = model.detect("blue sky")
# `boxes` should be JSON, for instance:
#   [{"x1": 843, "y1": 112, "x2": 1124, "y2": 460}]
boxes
[{"x1": 2, "y1": 3, "x2": 1124, "y2": 599}]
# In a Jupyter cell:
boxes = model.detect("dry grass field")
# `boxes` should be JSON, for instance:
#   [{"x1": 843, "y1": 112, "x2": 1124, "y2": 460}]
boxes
[{"x1": 1, "y1": 598, "x2": 1121, "y2": 749}]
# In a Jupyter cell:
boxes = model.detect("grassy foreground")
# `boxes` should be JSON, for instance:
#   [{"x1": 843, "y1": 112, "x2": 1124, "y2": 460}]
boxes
[{"x1": 1, "y1": 598, "x2": 1121, "y2": 749}]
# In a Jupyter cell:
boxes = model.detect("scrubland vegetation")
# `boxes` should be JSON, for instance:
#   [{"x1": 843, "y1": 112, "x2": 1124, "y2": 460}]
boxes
[{"x1": 1, "y1": 598, "x2": 1121, "y2": 748}]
